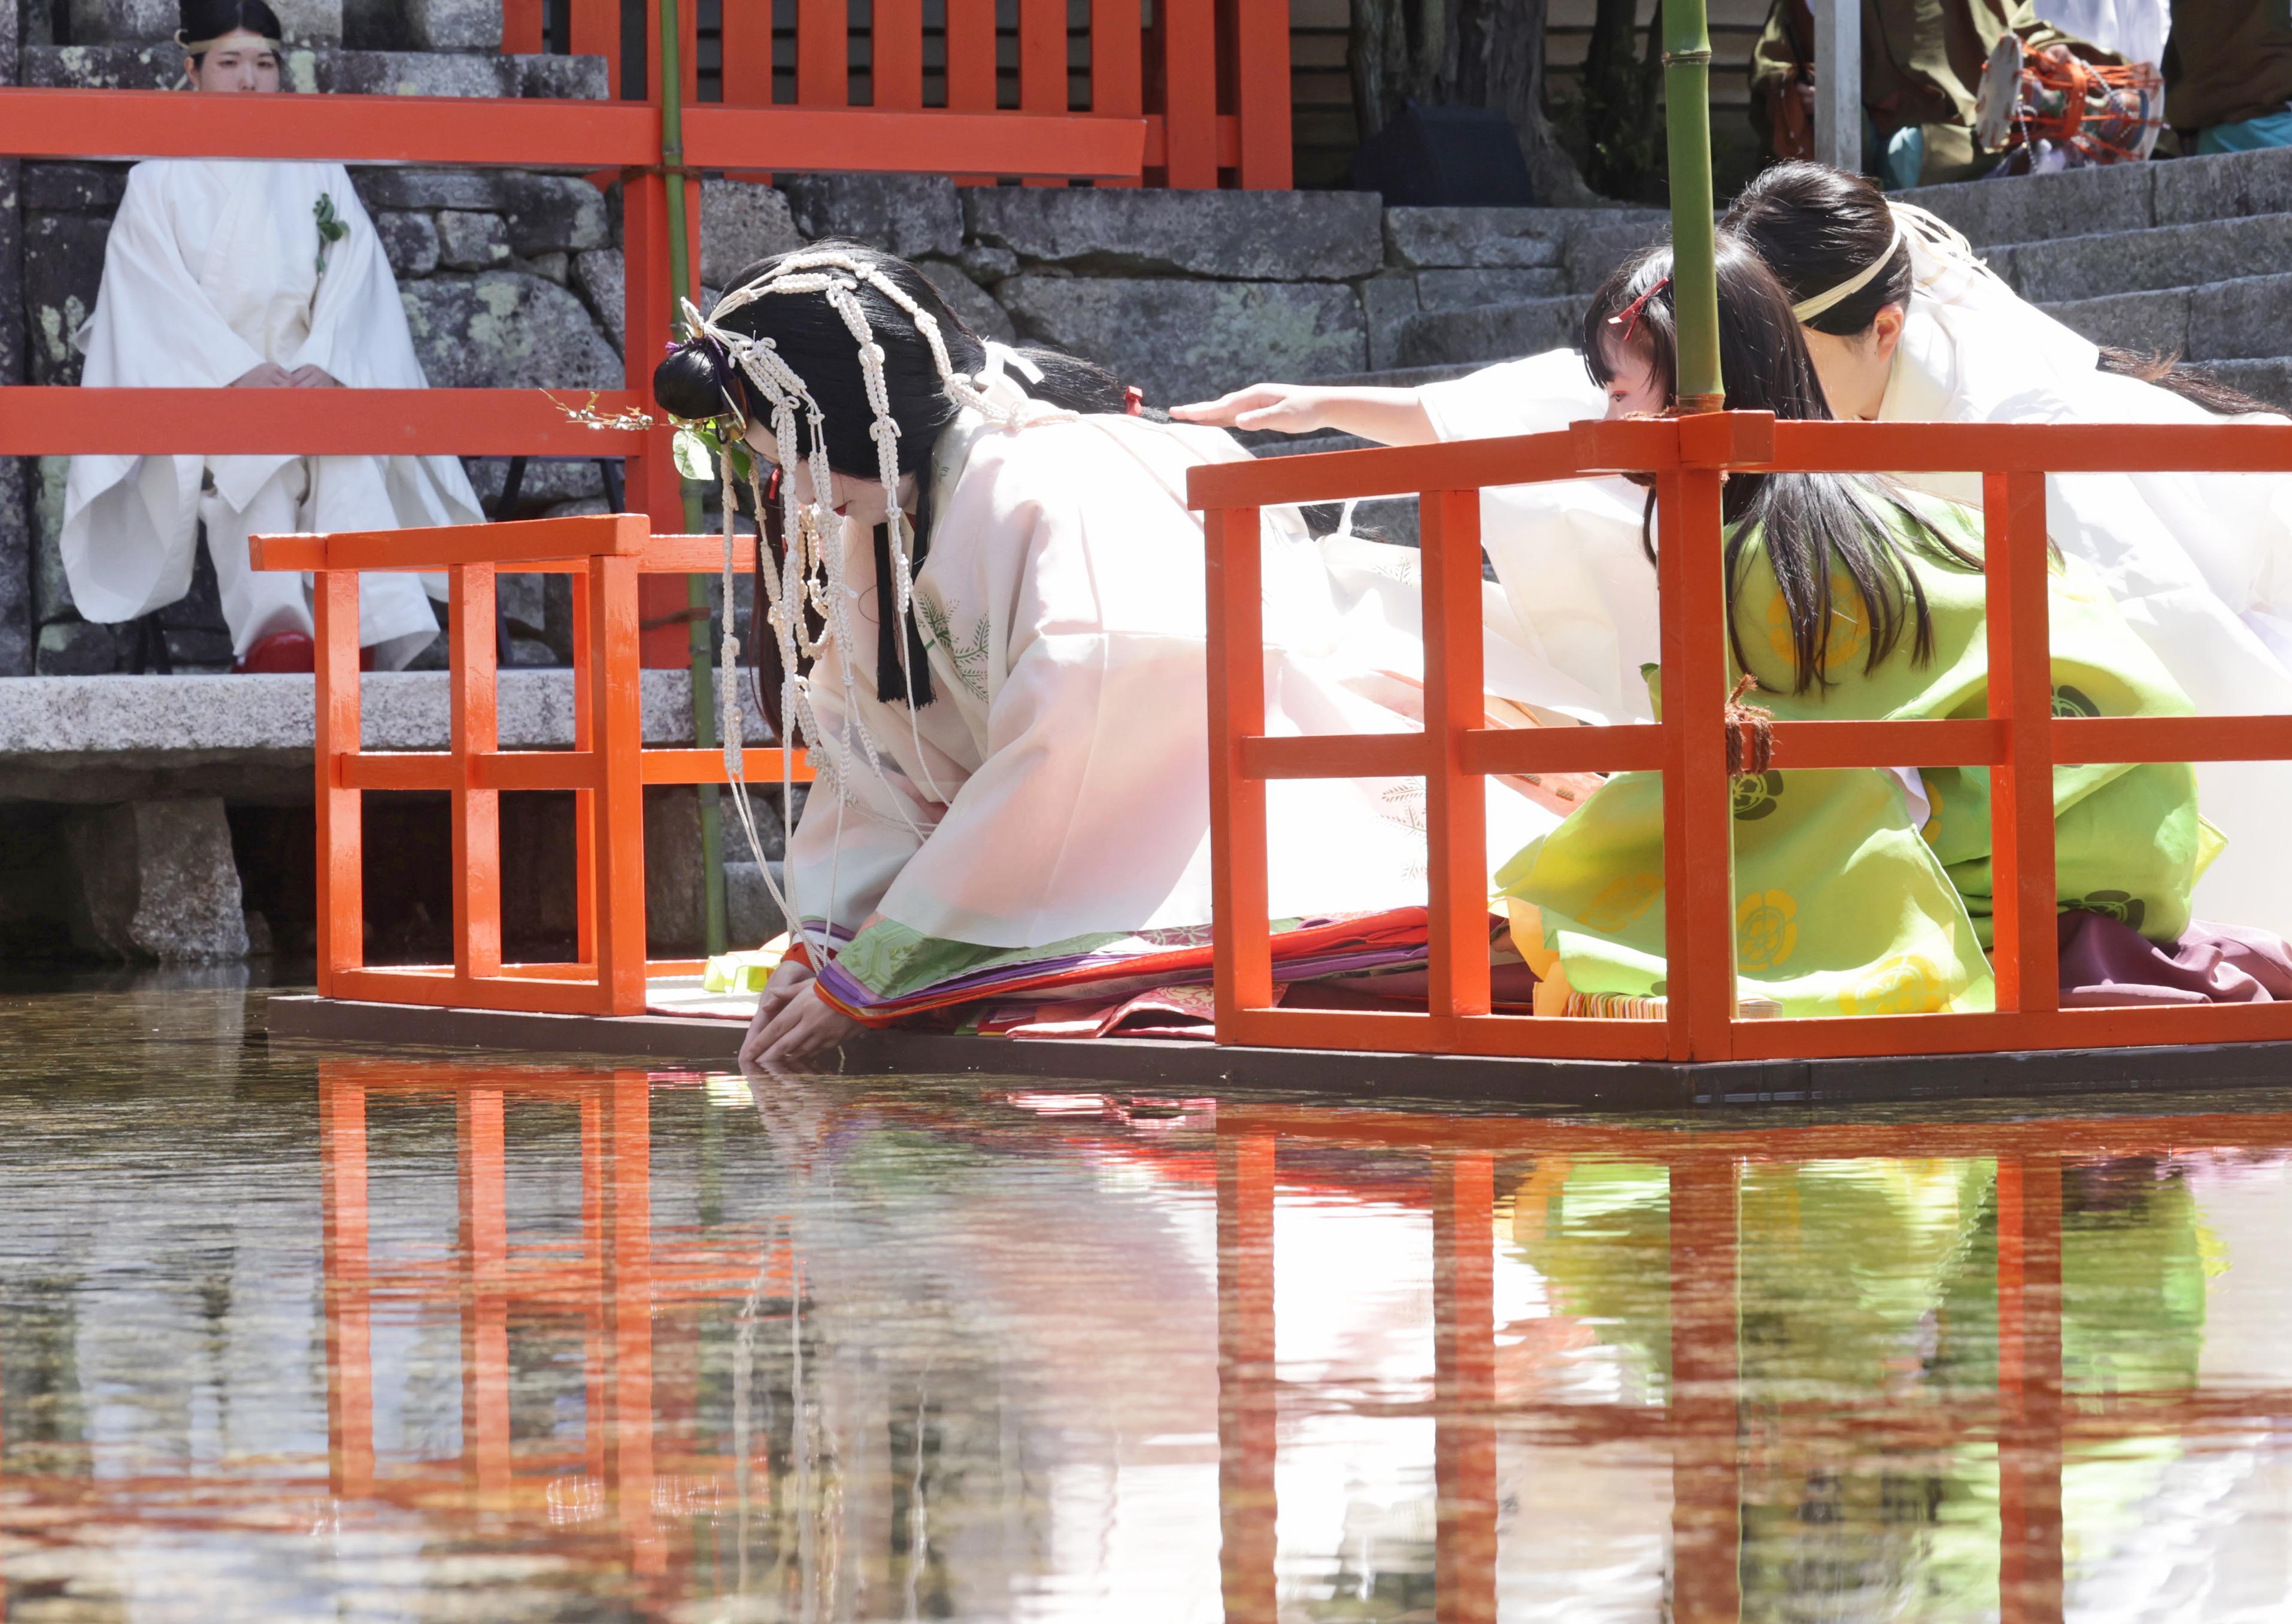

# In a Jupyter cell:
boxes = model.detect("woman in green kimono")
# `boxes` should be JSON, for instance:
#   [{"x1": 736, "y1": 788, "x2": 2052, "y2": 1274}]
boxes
[{"x1": 1500, "y1": 238, "x2": 2208, "y2": 1017}]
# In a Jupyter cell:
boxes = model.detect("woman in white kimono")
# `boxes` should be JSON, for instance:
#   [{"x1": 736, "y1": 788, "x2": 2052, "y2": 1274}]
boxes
[
  {"x1": 63, "y1": 0, "x2": 481, "y2": 672},
  {"x1": 1723, "y1": 159, "x2": 2292, "y2": 931},
  {"x1": 656, "y1": 245, "x2": 1559, "y2": 1066}
]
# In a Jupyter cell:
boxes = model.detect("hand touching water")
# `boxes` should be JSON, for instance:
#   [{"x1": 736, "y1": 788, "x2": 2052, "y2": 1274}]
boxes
[{"x1": 739, "y1": 957, "x2": 863, "y2": 1071}]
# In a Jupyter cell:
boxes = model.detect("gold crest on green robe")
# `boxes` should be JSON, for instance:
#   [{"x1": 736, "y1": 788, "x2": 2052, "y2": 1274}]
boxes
[{"x1": 1496, "y1": 498, "x2": 2208, "y2": 1017}]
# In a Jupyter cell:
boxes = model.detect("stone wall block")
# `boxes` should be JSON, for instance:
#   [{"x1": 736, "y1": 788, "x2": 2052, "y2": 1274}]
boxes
[
  {"x1": 514, "y1": 52, "x2": 611, "y2": 99},
  {"x1": 499, "y1": 173, "x2": 611, "y2": 256},
  {"x1": 2151, "y1": 147, "x2": 2292, "y2": 228},
  {"x1": 399, "y1": 271, "x2": 623, "y2": 389},
  {"x1": 24, "y1": 213, "x2": 111, "y2": 387},
  {"x1": 2205, "y1": 358, "x2": 2292, "y2": 413},
  {"x1": 1898, "y1": 162, "x2": 2154, "y2": 247},
  {"x1": 1416, "y1": 267, "x2": 1567, "y2": 311},
  {"x1": 2043, "y1": 287, "x2": 2191, "y2": 359},
  {"x1": 322, "y1": 49, "x2": 514, "y2": 96},
  {"x1": 1388, "y1": 295, "x2": 1592, "y2": 371},
  {"x1": 405, "y1": 0, "x2": 502, "y2": 51},
  {"x1": 1359, "y1": 272, "x2": 1420, "y2": 372},
  {"x1": 269, "y1": 0, "x2": 345, "y2": 43},
  {"x1": 63, "y1": 799, "x2": 250, "y2": 962},
  {"x1": 1000, "y1": 276, "x2": 1367, "y2": 409},
  {"x1": 965, "y1": 187, "x2": 1384, "y2": 281},
  {"x1": 699, "y1": 179, "x2": 804, "y2": 287},
  {"x1": 2187, "y1": 274, "x2": 2292, "y2": 363},
  {"x1": 463, "y1": 456, "x2": 604, "y2": 510},
  {"x1": 572, "y1": 248, "x2": 627, "y2": 353},
  {"x1": 435, "y1": 209, "x2": 510, "y2": 270},
  {"x1": 342, "y1": 0, "x2": 410, "y2": 49},
  {"x1": 351, "y1": 166, "x2": 497, "y2": 212},
  {"x1": 33, "y1": 460, "x2": 71, "y2": 622},
  {"x1": 36, "y1": 620, "x2": 120, "y2": 675},
  {"x1": 1564, "y1": 218, "x2": 1669, "y2": 295},
  {"x1": 725, "y1": 860, "x2": 787, "y2": 947},
  {"x1": 23, "y1": 43, "x2": 183, "y2": 88},
  {"x1": 65, "y1": 0, "x2": 175, "y2": 43},
  {"x1": 374, "y1": 210, "x2": 441, "y2": 277},
  {"x1": 780, "y1": 174, "x2": 963, "y2": 260},
  {"x1": 2009, "y1": 216, "x2": 2292, "y2": 305},
  {"x1": 24, "y1": 162, "x2": 128, "y2": 213},
  {"x1": 644, "y1": 785, "x2": 705, "y2": 955},
  {"x1": 1387, "y1": 207, "x2": 1561, "y2": 269},
  {"x1": 918, "y1": 260, "x2": 1016, "y2": 344}
]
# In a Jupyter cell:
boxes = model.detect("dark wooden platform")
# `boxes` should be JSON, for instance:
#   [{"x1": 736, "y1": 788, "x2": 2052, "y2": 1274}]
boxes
[{"x1": 264, "y1": 995, "x2": 2292, "y2": 1109}]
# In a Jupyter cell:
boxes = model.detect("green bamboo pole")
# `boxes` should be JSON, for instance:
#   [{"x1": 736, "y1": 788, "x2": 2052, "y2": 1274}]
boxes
[
  {"x1": 659, "y1": 0, "x2": 729, "y2": 957},
  {"x1": 1662, "y1": 0, "x2": 1724, "y2": 413}
]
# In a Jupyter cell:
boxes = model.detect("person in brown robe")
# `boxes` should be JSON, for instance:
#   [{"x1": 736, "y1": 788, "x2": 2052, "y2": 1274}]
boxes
[
  {"x1": 2164, "y1": 0, "x2": 2292, "y2": 150},
  {"x1": 1750, "y1": 0, "x2": 2116, "y2": 184}
]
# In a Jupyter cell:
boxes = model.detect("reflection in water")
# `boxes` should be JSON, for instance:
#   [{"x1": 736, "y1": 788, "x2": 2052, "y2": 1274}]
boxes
[{"x1": 2, "y1": 990, "x2": 2292, "y2": 1619}]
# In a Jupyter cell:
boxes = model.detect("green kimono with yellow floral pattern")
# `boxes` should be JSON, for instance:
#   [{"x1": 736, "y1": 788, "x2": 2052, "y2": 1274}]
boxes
[{"x1": 1495, "y1": 497, "x2": 2209, "y2": 1017}]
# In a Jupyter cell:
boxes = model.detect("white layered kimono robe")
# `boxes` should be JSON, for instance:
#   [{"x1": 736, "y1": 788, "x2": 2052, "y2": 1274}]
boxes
[
  {"x1": 784, "y1": 411, "x2": 1560, "y2": 956},
  {"x1": 1415, "y1": 318, "x2": 2292, "y2": 931},
  {"x1": 64, "y1": 159, "x2": 483, "y2": 662},
  {"x1": 1873, "y1": 295, "x2": 2292, "y2": 929}
]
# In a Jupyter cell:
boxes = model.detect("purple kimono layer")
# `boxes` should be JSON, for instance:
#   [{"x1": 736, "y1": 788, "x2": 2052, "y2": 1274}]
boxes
[{"x1": 2058, "y1": 910, "x2": 2292, "y2": 1007}]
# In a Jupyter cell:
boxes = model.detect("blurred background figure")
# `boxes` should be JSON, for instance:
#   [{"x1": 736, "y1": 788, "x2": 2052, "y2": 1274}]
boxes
[
  {"x1": 1750, "y1": 0, "x2": 2129, "y2": 186},
  {"x1": 2164, "y1": 0, "x2": 2292, "y2": 152},
  {"x1": 60, "y1": 0, "x2": 482, "y2": 674}
]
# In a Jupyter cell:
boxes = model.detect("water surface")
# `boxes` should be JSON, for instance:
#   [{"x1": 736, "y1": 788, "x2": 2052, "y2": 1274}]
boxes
[{"x1": 2, "y1": 983, "x2": 2290, "y2": 1621}]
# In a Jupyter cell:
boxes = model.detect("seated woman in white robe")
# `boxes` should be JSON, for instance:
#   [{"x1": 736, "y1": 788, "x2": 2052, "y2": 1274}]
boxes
[
  {"x1": 657, "y1": 246, "x2": 1558, "y2": 1067},
  {"x1": 62, "y1": 0, "x2": 482, "y2": 672},
  {"x1": 1723, "y1": 159, "x2": 2292, "y2": 932}
]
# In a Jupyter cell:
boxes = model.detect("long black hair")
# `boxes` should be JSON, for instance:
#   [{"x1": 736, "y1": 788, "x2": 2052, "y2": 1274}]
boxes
[
  {"x1": 1724, "y1": 159, "x2": 2278, "y2": 416},
  {"x1": 1582, "y1": 235, "x2": 1980, "y2": 693},
  {"x1": 654, "y1": 241, "x2": 1152, "y2": 723},
  {"x1": 180, "y1": 0, "x2": 284, "y2": 51}
]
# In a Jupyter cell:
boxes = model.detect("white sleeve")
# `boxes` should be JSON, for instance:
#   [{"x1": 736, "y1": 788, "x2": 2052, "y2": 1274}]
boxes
[
  {"x1": 79, "y1": 165, "x2": 266, "y2": 389},
  {"x1": 780, "y1": 640, "x2": 933, "y2": 944},
  {"x1": 1417, "y1": 349, "x2": 1605, "y2": 442}
]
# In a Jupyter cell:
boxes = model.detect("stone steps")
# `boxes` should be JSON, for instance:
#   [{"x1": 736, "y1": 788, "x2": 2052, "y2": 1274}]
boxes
[
  {"x1": 2042, "y1": 271, "x2": 2292, "y2": 366},
  {"x1": 1897, "y1": 147, "x2": 2292, "y2": 248}
]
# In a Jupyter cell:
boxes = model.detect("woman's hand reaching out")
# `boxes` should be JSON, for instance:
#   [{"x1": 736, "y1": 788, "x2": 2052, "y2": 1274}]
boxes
[
  {"x1": 1172, "y1": 382, "x2": 1333, "y2": 435},
  {"x1": 1172, "y1": 381, "x2": 1438, "y2": 448},
  {"x1": 739, "y1": 956, "x2": 863, "y2": 1072}
]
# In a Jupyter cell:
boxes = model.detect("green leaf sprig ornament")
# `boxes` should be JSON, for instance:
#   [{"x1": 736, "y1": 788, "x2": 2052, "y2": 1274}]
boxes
[{"x1": 313, "y1": 192, "x2": 349, "y2": 278}]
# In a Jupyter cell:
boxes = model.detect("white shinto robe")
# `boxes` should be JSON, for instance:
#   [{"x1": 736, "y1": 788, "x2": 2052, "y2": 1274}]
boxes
[
  {"x1": 783, "y1": 411, "x2": 1560, "y2": 951},
  {"x1": 63, "y1": 158, "x2": 483, "y2": 650}
]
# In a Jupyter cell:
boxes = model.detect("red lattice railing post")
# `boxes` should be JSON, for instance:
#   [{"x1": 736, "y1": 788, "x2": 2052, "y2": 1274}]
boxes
[
  {"x1": 450, "y1": 562, "x2": 505, "y2": 981},
  {"x1": 313, "y1": 569, "x2": 365, "y2": 998},
  {"x1": 1985, "y1": 469, "x2": 2061, "y2": 1016},
  {"x1": 1657, "y1": 460, "x2": 1740, "y2": 1061},
  {"x1": 1206, "y1": 504, "x2": 1275, "y2": 1023},
  {"x1": 1423, "y1": 487, "x2": 1492, "y2": 1023}
]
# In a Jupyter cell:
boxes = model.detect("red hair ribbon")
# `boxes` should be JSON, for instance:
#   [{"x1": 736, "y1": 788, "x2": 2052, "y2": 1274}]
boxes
[
  {"x1": 1608, "y1": 275, "x2": 1672, "y2": 344},
  {"x1": 1124, "y1": 385, "x2": 1145, "y2": 416}
]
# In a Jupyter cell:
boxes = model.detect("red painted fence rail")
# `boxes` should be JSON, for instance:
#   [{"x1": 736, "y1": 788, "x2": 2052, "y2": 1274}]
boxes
[{"x1": 1188, "y1": 411, "x2": 2292, "y2": 1066}]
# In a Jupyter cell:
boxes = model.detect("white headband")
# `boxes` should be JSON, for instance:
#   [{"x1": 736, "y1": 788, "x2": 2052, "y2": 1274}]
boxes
[{"x1": 1790, "y1": 214, "x2": 1905, "y2": 322}]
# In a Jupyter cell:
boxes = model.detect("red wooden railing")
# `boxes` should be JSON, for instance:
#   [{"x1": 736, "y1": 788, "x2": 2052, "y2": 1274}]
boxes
[
  {"x1": 253, "y1": 513, "x2": 814, "y2": 1017},
  {"x1": 494, "y1": 0, "x2": 1291, "y2": 188},
  {"x1": 1189, "y1": 411, "x2": 2292, "y2": 1064}
]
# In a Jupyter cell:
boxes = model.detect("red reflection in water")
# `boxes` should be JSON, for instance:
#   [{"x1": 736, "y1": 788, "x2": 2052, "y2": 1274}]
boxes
[{"x1": 293, "y1": 1063, "x2": 2292, "y2": 1623}]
